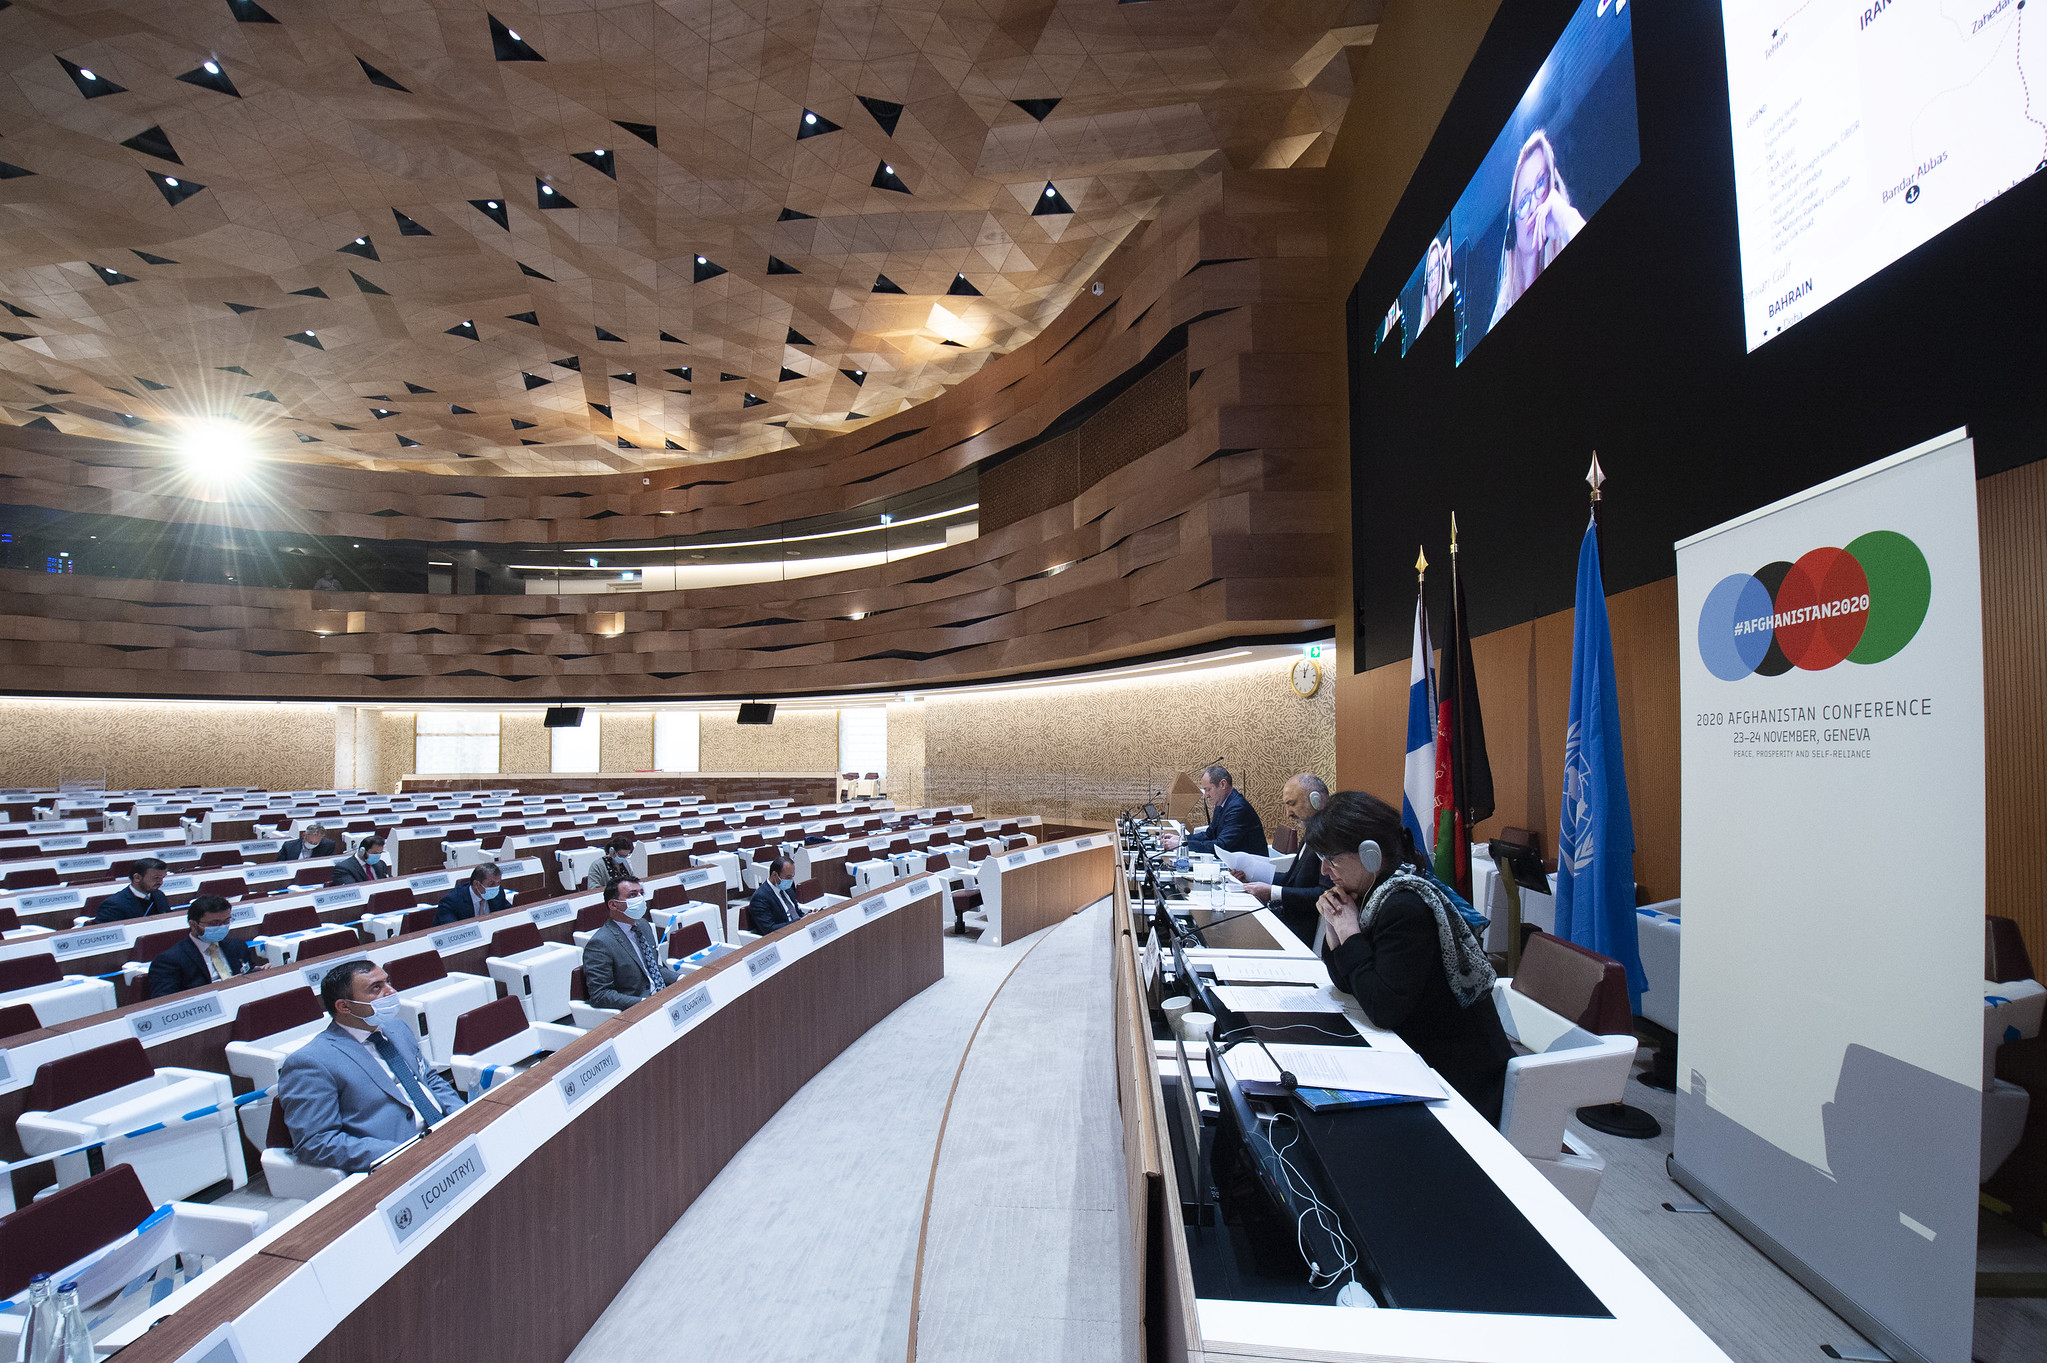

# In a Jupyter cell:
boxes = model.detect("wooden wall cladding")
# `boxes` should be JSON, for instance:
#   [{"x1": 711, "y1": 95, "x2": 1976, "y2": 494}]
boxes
[
  {"x1": 1337, "y1": 462, "x2": 2047, "y2": 958},
  {"x1": 994, "y1": 843, "x2": 1118, "y2": 943},
  {"x1": 0, "y1": 172, "x2": 1344, "y2": 701},
  {"x1": 1980, "y1": 460, "x2": 2047, "y2": 973}
]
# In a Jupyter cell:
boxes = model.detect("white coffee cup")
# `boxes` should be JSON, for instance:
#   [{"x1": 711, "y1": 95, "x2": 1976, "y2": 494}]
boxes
[
  {"x1": 1162, "y1": 995, "x2": 1194, "y2": 1033},
  {"x1": 1179, "y1": 1011, "x2": 1215, "y2": 1044}
]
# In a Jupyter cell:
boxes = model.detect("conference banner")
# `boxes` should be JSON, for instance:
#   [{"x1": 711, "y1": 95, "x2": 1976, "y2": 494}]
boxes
[{"x1": 1671, "y1": 430, "x2": 1983, "y2": 1363}]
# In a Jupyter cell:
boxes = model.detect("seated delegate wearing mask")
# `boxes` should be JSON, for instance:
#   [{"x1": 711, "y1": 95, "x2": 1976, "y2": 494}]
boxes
[
  {"x1": 432, "y1": 864, "x2": 510, "y2": 925},
  {"x1": 581, "y1": 876, "x2": 678, "y2": 1012},
  {"x1": 327, "y1": 835, "x2": 391, "y2": 886},
  {"x1": 746, "y1": 857, "x2": 804, "y2": 935},
  {"x1": 147, "y1": 894, "x2": 260, "y2": 997},
  {"x1": 278, "y1": 823, "x2": 341, "y2": 862},
  {"x1": 582, "y1": 833, "x2": 638, "y2": 892},
  {"x1": 278, "y1": 959, "x2": 465, "y2": 1173},
  {"x1": 1302, "y1": 790, "x2": 1513, "y2": 1124}
]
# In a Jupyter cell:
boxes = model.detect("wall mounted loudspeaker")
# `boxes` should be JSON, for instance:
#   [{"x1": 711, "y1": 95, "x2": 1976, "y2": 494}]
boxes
[
  {"x1": 736, "y1": 702, "x2": 777, "y2": 726},
  {"x1": 542, "y1": 706, "x2": 585, "y2": 729}
]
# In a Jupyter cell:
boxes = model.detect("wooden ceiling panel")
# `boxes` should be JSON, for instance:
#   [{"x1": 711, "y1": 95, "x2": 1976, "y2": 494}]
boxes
[{"x1": 0, "y1": 0, "x2": 1376, "y2": 474}]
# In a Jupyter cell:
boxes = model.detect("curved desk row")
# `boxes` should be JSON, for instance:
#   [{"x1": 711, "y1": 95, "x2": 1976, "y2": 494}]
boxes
[{"x1": 98, "y1": 873, "x2": 949, "y2": 1363}]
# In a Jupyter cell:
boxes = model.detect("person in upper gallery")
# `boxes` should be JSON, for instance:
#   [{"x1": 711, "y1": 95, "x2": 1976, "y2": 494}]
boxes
[
  {"x1": 1228, "y1": 774, "x2": 1333, "y2": 946},
  {"x1": 1303, "y1": 790, "x2": 1513, "y2": 1125},
  {"x1": 277, "y1": 822, "x2": 341, "y2": 862},
  {"x1": 431, "y1": 863, "x2": 509, "y2": 925},
  {"x1": 327, "y1": 834, "x2": 391, "y2": 886},
  {"x1": 313, "y1": 569, "x2": 342, "y2": 592},
  {"x1": 279, "y1": 959, "x2": 464, "y2": 1173},
  {"x1": 746, "y1": 857, "x2": 805, "y2": 935},
  {"x1": 581, "y1": 832, "x2": 638, "y2": 892},
  {"x1": 1491, "y1": 129, "x2": 1586, "y2": 328},
  {"x1": 1159, "y1": 765, "x2": 1266, "y2": 857},
  {"x1": 92, "y1": 858, "x2": 172, "y2": 922},
  {"x1": 147, "y1": 894, "x2": 260, "y2": 997},
  {"x1": 581, "y1": 876, "x2": 678, "y2": 1012}
]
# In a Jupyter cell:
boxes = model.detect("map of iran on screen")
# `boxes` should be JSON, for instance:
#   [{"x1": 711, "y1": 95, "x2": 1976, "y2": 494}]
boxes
[{"x1": 1723, "y1": 0, "x2": 2046, "y2": 350}]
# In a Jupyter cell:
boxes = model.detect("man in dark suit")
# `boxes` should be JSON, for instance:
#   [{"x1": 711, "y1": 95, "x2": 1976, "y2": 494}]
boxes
[
  {"x1": 1232, "y1": 775, "x2": 1333, "y2": 946},
  {"x1": 278, "y1": 823, "x2": 340, "y2": 862},
  {"x1": 278, "y1": 959, "x2": 464, "y2": 1173},
  {"x1": 147, "y1": 894, "x2": 260, "y2": 997},
  {"x1": 581, "y1": 876, "x2": 677, "y2": 1011},
  {"x1": 1164, "y1": 765, "x2": 1266, "y2": 857},
  {"x1": 92, "y1": 858, "x2": 173, "y2": 922},
  {"x1": 431, "y1": 863, "x2": 509, "y2": 924},
  {"x1": 746, "y1": 857, "x2": 804, "y2": 935},
  {"x1": 327, "y1": 834, "x2": 391, "y2": 886}
]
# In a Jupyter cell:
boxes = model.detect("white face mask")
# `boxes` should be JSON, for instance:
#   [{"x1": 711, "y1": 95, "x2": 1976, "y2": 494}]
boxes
[
  {"x1": 356, "y1": 995, "x2": 402, "y2": 1029},
  {"x1": 621, "y1": 899, "x2": 646, "y2": 920}
]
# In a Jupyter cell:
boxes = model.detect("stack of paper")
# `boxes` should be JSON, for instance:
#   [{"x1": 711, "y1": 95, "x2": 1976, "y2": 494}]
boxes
[
  {"x1": 1209, "y1": 984, "x2": 1346, "y2": 1014},
  {"x1": 1220, "y1": 1044, "x2": 1443, "y2": 1100},
  {"x1": 1205, "y1": 956, "x2": 1328, "y2": 985}
]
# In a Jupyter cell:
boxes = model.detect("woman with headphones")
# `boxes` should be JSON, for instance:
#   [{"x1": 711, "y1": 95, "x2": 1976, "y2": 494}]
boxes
[{"x1": 1302, "y1": 790, "x2": 1513, "y2": 1124}]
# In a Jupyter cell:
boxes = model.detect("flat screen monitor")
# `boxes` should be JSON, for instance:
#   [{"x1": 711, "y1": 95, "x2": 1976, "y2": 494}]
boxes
[
  {"x1": 736, "y1": 702, "x2": 776, "y2": 726},
  {"x1": 1720, "y1": 0, "x2": 2046, "y2": 348},
  {"x1": 541, "y1": 706, "x2": 584, "y2": 729}
]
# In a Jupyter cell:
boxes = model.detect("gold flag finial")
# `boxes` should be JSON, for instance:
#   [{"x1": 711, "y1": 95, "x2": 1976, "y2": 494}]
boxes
[
  {"x1": 1450, "y1": 510, "x2": 1460, "y2": 554},
  {"x1": 1415, "y1": 545, "x2": 1428, "y2": 577},
  {"x1": 1586, "y1": 451, "x2": 1606, "y2": 502}
]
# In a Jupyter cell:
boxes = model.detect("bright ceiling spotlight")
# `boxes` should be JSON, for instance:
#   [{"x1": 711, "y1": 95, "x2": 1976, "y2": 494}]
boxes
[{"x1": 176, "y1": 417, "x2": 257, "y2": 480}]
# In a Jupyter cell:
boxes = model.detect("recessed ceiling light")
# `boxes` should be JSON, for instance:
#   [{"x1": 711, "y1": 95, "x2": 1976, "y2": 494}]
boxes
[
  {"x1": 848, "y1": 611, "x2": 866, "y2": 620},
  {"x1": 204, "y1": 61, "x2": 220, "y2": 74},
  {"x1": 80, "y1": 69, "x2": 97, "y2": 81},
  {"x1": 695, "y1": 255, "x2": 706, "y2": 264},
  {"x1": 165, "y1": 177, "x2": 180, "y2": 187},
  {"x1": 541, "y1": 185, "x2": 554, "y2": 195},
  {"x1": 303, "y1": 329, "x2": 315, "y2": 336},
  {"x1": 804, "y1": 112, "x2": 816, "y2": 125},
  {"x1": 354, "y1": 237, "x2": 366, "y2": 244},
  {"x1": 593, "y1": 148, "x2": 605, "y2": 156},
  {"x1": 1045, "y1": 187, "x2": 1055, "y2": 197},
  {"x1": 507, "y1": 29, "x2": 521, "y2": 40},
  {"x1": 883, "y1": 164, "x2": 894, "y2": 174},
  {"x1": 485, "y1": 201, "x2": 497, "y2": 209}
]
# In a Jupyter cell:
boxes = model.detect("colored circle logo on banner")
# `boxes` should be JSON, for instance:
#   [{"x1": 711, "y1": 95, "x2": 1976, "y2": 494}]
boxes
[{"x1": 1695, "y1": 531, "x2": 1928, "y2": 680}]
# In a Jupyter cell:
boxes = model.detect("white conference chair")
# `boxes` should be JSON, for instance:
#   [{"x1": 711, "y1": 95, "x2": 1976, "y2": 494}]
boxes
[
  {"x1": 1491, "y1": 981, "x2": 1636, "y2": 1214},
  {"x1": 18, "y1": 1038, "x2": 246, "y2": 1206}
]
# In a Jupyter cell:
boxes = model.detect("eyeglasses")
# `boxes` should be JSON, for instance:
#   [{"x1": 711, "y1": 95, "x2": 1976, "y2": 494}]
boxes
[{"x1": 1513, "y1": 169, "x2": 1552, "y2": 221}]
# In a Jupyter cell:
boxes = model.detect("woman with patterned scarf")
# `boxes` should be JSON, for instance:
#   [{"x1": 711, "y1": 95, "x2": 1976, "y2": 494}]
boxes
[{"x1": 1303, "y1": 791, "x2": 1514, "y2": 1124}]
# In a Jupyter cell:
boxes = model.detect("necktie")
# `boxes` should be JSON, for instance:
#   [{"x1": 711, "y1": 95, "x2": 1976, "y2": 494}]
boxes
[
  {"x1": 204, "y1": 943, "x2": 230, "y2": 981},
  {"x1": 628, "y1": 923, "x2": 664, "y2": 993},
  {"x1": 370, "y1": 1030, "x2": 445, "y2": 1126}
]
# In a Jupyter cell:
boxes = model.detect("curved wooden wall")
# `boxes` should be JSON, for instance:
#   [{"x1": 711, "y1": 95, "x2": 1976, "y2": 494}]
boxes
[{"x1": 0, "y1": 170, "x2": 1342, "y2": 701}]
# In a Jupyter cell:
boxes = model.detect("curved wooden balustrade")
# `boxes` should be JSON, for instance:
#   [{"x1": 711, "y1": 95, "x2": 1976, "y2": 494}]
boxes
[{"x1": 0, "y1": 171, "x2": 1342, "y2": 700}]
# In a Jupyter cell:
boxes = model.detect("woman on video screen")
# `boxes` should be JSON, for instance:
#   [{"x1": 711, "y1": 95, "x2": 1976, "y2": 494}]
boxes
[{"x1": 1490, "y1": 130, "x2": 1586, "y2": 327}]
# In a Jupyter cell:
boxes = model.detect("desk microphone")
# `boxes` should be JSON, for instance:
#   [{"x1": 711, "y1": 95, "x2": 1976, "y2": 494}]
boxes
[
  {"x1": 1219, "y1": 1023, "x2": 1297, "y2": 1091},
  {"x1": 1185, "y1": 904, "x2": 1268, "y2": 944}
]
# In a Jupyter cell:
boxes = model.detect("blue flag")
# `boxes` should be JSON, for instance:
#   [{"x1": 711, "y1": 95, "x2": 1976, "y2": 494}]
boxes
[{"x1": 1554, "y1": 518, "x2": 1648, "y2": 1010}]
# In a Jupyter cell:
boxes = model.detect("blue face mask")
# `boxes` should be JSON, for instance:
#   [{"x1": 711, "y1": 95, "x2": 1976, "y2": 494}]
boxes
[{"x1": 200, "y1": 924, "x2": 230, "y2": 944}]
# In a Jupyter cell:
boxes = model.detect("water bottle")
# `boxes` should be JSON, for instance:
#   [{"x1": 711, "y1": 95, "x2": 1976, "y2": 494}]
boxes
[
  {"x1": 53, "y1": 1282, "x2": 90, "y2": 1363},
  {"x1": 20, "y1": 1273, "x2": 58, "y2": 1363}
]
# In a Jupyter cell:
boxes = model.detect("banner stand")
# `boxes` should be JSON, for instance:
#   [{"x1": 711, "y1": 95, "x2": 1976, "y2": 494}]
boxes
[{"x1": 1668, "y1": 1158, "x2": 1904, "y2": 1363}]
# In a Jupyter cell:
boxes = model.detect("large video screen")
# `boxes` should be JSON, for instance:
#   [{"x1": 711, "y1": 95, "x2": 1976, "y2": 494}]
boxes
[
  {"x1": 1722, "y1": 0, "x2": 2047, "y2": 349},
  {"x1": 1372, "y1": 0, "x2": 1640, "y2": 364}
]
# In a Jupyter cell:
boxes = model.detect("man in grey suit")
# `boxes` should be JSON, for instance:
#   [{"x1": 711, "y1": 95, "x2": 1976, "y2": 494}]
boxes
[
  {"x1": 277, "y1": 959, "x2": 465, "y2": 1173},
  {"x1": 581, "y1": 875, "x2": 677, "y2": 1012}
]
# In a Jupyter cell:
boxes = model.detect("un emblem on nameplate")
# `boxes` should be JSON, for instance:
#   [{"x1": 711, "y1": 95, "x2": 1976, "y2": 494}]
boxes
[{"x1": 395, "y1": 1207, "x2": 413, "y2": 1231}]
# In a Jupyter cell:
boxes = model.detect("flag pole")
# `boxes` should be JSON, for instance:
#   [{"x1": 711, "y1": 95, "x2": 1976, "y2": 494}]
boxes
[
  {"x1": 1450, "y1": 513, "x2": 1472, "y2": 854},
  {"x1": 1587, "y1": 450, "x2": 1606, "y2": 577}
]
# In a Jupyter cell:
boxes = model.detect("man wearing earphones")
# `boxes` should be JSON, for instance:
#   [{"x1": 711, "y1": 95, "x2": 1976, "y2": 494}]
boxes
[
  {"x1": 1302, "y1": 790, "x2": 1513, "y2": 1124},
  {"x1": 278, "y1": 959, "x2": 465, "y2": 1173},
  {"x1": 1231, "y1": 774, "x2": 1333, "y2": 944}
]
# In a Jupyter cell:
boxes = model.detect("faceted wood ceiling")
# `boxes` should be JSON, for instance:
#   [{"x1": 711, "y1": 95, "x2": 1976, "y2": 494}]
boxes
[{"x1": 0, "y1": 0, "x2": 1377, "y2": 475}]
